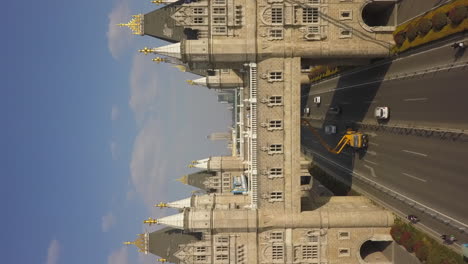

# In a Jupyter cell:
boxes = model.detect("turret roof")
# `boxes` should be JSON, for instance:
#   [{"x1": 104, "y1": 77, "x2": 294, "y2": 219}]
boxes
[
  {"x1": 143, "y1": 2, "x2": 189, "y2": 43},
  {"x1": 148, "y1": 227, "x2": 201, "y2": 263},
  {"x1": 177, "y1": 170, "x2": 217, "y2": 191}
]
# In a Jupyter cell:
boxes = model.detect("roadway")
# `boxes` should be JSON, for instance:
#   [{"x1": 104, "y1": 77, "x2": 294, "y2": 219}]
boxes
[{"x1": 301, "y1": 39, "x2": 468, "y2": 244}]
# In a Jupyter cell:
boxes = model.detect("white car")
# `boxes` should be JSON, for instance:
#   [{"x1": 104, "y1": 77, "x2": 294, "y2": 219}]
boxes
[
  {"x1": 324, "y1": 125, "x2": 336, "y2": 135},
  {"x1": 374, "y1": 107, "x2": 389, "y2": 119},
  {"x1": 304, "y1": 107, "x2": 310, "y2": 116},
  {"x1": 313, "y1": 96, "x2": 321, "y2": 104}
]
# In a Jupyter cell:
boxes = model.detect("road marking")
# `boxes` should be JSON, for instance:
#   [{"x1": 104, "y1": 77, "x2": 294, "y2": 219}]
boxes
[
  {"x1": 366, "y1": 150, "x2": 377, "y2": 156},
  {"x1": 402, "y1": 172, "x2": 427, "y2": 183},
  {"x1": 303, "y1": 147, "x2": 468, "y2": 229},
  {"x1": 364, "y1": 165, "x2": 377, "y2": 177},
  {"x1": 402, "y1": 149, "x2": 428, "y2": 157},
  {"x1": 369, "y1": 142, "x2": 379, "y2": 146},
  {"x1": 364, "y1": 159, "x2": 379, "y2": 165},
  {"x1": 404, "y1": 97, "x2": 428, "y2": 102}
]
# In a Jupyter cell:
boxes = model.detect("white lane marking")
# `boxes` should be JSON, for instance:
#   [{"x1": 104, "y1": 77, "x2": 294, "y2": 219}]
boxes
[
  {"x1": 402, "y1": 172, "x2": 427, "y2": 183},
  {"x1": 366, "y1": 150, "x2": 377, "y2": 156},
  {"x1": 369, "y1": 142, "x2": 379, "y2": 146},
  {"x1": 402, "y1": 149, "x2": 428, "y2": 157},
  {"x1": 303, "y1": 147, "x2": 468, "y2": 229},
  {"x1": 404, "y1": 97, "x2": 428, "y2": 102},
  {"x1": 364, "y1": 165, "x2": 377, "y2": 177},
  {"x1": 364, "y1": 159, "x2": 379, "y2": 165}
]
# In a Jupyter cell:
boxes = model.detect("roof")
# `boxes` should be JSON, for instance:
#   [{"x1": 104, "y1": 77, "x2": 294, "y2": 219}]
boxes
[
  {"x1": 178, "y1": 170, "x2": 217, "y2": 191},
  {"x1": 143, "y1": 2, "x2": 187, "y2": 43},
  {"x1": 148, "y1": 227, "x2": 201, "y2": 263}
]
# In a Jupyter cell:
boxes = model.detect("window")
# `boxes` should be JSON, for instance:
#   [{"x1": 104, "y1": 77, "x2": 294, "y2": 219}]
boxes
[
  {"x1": 216, "y1": 246, "x2": 228, "y2": 252},
  {"x1": 302, "y1": 245, "x2": 318, "y2": 259},
  {"x1": 193, "y1": 17, "x2": 204, "y2": 24},
  {"x1": 271, "y1": 8, "x2": 283, "y2": 24},
  {"x1": 269, "y1": 120, "x2": 282, "y2": 129},
  {"x1": 340, "y1": 29, "x2": 352, "y2": 38},
  {"x1": 216, "y1": 255, "x2": 228, "y2": 260},
  {"x1": 269, "y1": 144, "x2": 283, "y2": 153},
  {"x1": 195, "y1": 255, "x2": 206, "y2": 261},
  {"x1": 271, "y1": 231, "x2": 283, "y2": 240},
  {"x1": 268, "y1": 71, "x2": 283, "y2": 81},
  {"x1": 269, "y1": 168, "x2": 283, "y2": 176},
  {"x1": 269, "y1": 28, "x2": 283, "y2": 39},
  {"x1": 213, "y1": 26, "x2": 227, "y2": 34},
  {"x1": 338, "y1": 248, "x2": 350, "y2": 257},
  {"x1": 217, "y1": 237, "x2": 228, "y2": 243},
  {"x1": 303, "y1": 8, "x2": 319, "y2": 24},
  {"x1": 270, "y1": 192, "x2": 283, "y2": 200},
  {"x1": 221, "y1": 69, "x2": 230, "y2": 74},
  {"x1": 272, "y1": 245, "x2": 284, "y2": 260},
  {"x1": 213, "y1": 17, "x2": 226, "y2": 24},
  {"x1": 340, "y1": 10, "x2": 352, "y2": 20},
  {"x1": 192, "y1": 8, "x2": 204, "y2": 14},
  {"x1": 214, "y1": 0, "x2": 226, "y2": 4},
  {"x1": 196, "y1": 247, "x2": 207, "y2": 253},
  {"x1": 339, "y1": 231, "x2": 350, "y2": 239},
  {"x1": 269, "y1": 96, "x2": 282, "y2": 105},
  {"x1": 223, "y1": 182, "x2": 230, "y2": 187},
  {"x1": 307, "y1": 26, "x2": 319, "y2": 34},
  {"x1": 213, "y1": 7, "x2": 226, "y2": 14}
]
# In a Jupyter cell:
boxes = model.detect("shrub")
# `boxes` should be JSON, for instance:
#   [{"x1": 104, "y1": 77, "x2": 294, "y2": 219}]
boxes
[
  {"x1": 390, "y1": 225, "x2": 403, "y2": 242},
  {"x1": 448, "y1": 5, "x2": 468, "y2": 25},
  {"x1": 414, "y1": 242, "x2": 429, "y2": 262},
  {"x1": 417, "y1": 18, "x2": 432, "y2": 36},
  {"x1": 406, "y1": 24, "x2": 418, "y2": 41},
  {"x1": 394, "y1": 31, "x2": 406, "y2": 46},
  {"x1": 432, "y1": 12, "x2": 448, "y2": 30}
]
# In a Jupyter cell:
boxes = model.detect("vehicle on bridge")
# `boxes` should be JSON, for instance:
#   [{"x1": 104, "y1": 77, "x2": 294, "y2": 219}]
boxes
[
  {"x1": 375, "y1": 106, "x2": 389, "y2": 119},
  {"x1": 324, "y1": 125, "x2": 336, "y2": 135},
  {"x1": 302, "y1": 119, "x2": 368, "y2": 154},
  {"x1": 313, "y1": 96, "x2": 321, "y2": 104}
]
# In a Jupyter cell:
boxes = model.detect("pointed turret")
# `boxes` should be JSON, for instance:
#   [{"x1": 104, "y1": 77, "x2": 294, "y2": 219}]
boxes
[
  {"x1": 176, "y1": 170, "x2": 217, "y2": 191},
  {"x1": 143, "y1": 213, "x2": 185, "y2": 230},
  {"x1": 155, "y1": 197, "x2": 192, "y2": 209},
  {"x1": 187, "y1": 77, "x2": 207, "y2": 86},
  {"x1": 139, "y1": 43, "x2": 182, "y2": 59},
  {"x1": 188, "y1": 156, "x2": 244, "y2": 172},
  {"x1": 151, "y1": 0, "x2": 179, "y2": 4}
]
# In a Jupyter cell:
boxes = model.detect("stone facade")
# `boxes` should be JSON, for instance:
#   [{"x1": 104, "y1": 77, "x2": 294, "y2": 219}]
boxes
[{"x1": 121, "y1": 0, "x2": 397, "y2": 263}]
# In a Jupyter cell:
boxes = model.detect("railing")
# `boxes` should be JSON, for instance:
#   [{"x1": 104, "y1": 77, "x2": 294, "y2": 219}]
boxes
[{"x1": 248, "y1": 63, "x2": 258, "y2": 208}]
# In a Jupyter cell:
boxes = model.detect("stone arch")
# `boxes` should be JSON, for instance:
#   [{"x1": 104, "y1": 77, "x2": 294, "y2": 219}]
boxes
[
  {"x1": 358, "y1": 0, "x2": 397, "y2": 32},
  {"x1": 357, "y1": 237, "x2": 393, "y2": 264}
]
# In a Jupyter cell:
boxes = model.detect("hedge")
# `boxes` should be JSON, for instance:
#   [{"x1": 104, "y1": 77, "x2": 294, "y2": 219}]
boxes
[{"x1": 392, "y1": 0, "x2": 468, "y2": 53}]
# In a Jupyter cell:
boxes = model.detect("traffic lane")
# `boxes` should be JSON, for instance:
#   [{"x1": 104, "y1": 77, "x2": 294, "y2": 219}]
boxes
[
  {"x1": 306, "y1": 68, "x2": 468, "y2": 130},
  {"x1": 308, "y1": 41, "x2": 468, "y2": 95},
  {"x1": 302, "y1": 126, "x2": 468, "y2": 224}
]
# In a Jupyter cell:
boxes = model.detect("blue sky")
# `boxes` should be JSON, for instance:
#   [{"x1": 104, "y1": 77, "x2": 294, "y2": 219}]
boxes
[{"x1": 1, "y1": 1, "x2": 231, "y2": 264}]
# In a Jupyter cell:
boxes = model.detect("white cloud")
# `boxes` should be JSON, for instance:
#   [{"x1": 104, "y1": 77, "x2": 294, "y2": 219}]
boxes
[
  {"x1": 107, "y1": 0, "x2": 133, "y2": 59},
  {"x1": 110, "y1": 141, "x2": 118, "y2": 160},
  {"x1": 129, "y1": 55, "x2": 160, "y2": 123},
  {"x1": 102, "y1": 212, "x2": 117, "y2": 232},
  {"x1": 46, "y1": 239, "x2": 60, "y2": 264},
  {"x1": 107, "y1": 247, "x2": 129, "y2": 264},
  {"x1": 111, "y1": 105, "x2": 120, "y2": 121},
  {"x1": 129, "y1": 118, "x2": 168, "y2": 206}
]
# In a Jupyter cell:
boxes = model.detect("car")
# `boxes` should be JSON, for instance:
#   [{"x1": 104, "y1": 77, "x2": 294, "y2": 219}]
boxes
[
  {"x1": 329, "y1": 106, "x2": 341, "y2": 115},
  {"x1": 374, "y1": 106, "x2": 389, "y2": 119},
  {"x1": 324, "y1": 125, "x2": 336, "y2": 135},
  {"x1": 303, "y1": 107, "x2": 310, "y2": 116},
  {"x1": 313, "y1": 96, "x2": 321, "y2": 104}
]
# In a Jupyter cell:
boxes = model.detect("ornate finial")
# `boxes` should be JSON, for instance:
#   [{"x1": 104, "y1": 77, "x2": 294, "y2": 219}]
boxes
[
  {"x1": 139, "y1": 47, "x2": 154, "y2": 55},
  {"x1": 123, "y1": 233, "x2": 149, "y2": 254},
  {"x1": 154, "y1": 202, "x2": 168, "y2": 208},
  {"x1": 144, "y1": 217, "x2": 158, "y2": 225},
  {"x1": 191, "y1": 160, "x2": 197, "y2": 164},
  {"x1": 151, "y1": 0, "x2": 164, "y2": 4},
  {"x1": 188, "y1": 164, "x2": 195, "y2": 168},
  {"x1": 157, "y1": 259, "x2": 168, "y2": 263},
  {"x1": 172, "y1": 65, "x2": 186, "y2": 72},
  {"x1": 176, "y1": 175, "x2": 189, "y2": 184},
  {"x1": 117, "y1": 14, "x2": 144, "y2": 35},
  {"x1": 152, "y1": 57, "x2": 167, "y2": 63},
  {"x1": 123, "y1": 241, "x2": 133, "y2": 245},
  {"x1": 186, "y1": 80, "x2": 194, "y2": 85}
]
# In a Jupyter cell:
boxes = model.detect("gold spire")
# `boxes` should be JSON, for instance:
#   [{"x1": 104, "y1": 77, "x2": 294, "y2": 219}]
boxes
[
  {"x1": 143, "y1": 217, "x2": 158, "y2": 225},
  {"x1": 154, "y1": 202, "x2": 168, "y2": 208},
  {"x1": 172, "y1": 65, "x2": 187, "y2": 72},
  {"x1": 191, "y1": 160, "x2": 197, "y2": 164},
  {"x1": 186, "y1": 80, "x2": 194, "y2": 85},
  {"x1": 157, "y1": 259, "x2": 168, "y2": 263},
  {"x1": 176, "y1": 175, "x2": 188, "y2": 184},
  {"x1": 151, "y1": 0, "x2": 164, "y2": 4},
  {"x1": 188, "y1": 164, "x2": 195, "y2": 168},
  {"x1": 139, "y1": 47, "x2": 154, "y2": 55},
  {"x1": 117, "y1": 14, "x2": 144, "y2": 35},
  {"x1": 152, "y1": 57, "x2": 167, "y2": 63},
  {"x1": 123, "y1": 233, "x2": 148, "y2": 253}
]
